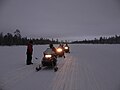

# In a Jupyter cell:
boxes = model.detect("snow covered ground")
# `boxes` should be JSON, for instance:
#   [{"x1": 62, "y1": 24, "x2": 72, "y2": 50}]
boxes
[{"x1": 0, "y1": 44, "x2": 120, "y2": 90}]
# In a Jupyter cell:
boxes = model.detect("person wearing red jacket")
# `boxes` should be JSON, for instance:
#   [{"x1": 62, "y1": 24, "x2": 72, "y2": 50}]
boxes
[{"x1": 26, "y1": 40, "x2": 33, "y2": 65}]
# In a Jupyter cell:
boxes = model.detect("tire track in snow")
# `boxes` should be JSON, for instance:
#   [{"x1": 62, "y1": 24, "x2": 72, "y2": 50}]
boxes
[
  {"x1": 50, "y1": 57, "x2": 67, "y2": 90},
  {"x1": 52, "y1": 54, "x2": 85, "y2": 90},
  {"x1": 51, "y1": 54, "x2": 77, "y2": 90},
  {"x1": 51, "y1": 53, "x2": 102, "y2": 90}
]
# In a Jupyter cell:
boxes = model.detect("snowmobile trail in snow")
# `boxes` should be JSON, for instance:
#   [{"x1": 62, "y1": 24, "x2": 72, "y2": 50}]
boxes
[{"x1": 51, "y1": 53, "x2": 102, "y2": 90}]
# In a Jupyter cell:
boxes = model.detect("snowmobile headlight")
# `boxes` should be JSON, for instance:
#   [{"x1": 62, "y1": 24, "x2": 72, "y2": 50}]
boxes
[
  {"x1": 64, "y1": 47, "x2": 68, "y2": 49},
  {"x1": 57, "y1": 48, "x2": 62, "y2": 52},
  {"x1": 45, "y1": 55, "x2": 52, "y2": 58}
]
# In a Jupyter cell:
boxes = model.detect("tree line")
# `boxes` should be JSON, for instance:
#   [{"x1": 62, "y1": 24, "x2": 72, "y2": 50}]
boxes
[
  {"x1": 72, "y1": 35, "x2": 120, "y2": 44},
  {"x1": 0, "y1": 29, "x2": 59, "y2": 46},
  {"x1": 1, "y1": 29, "x2": 120, "y2": 45}
]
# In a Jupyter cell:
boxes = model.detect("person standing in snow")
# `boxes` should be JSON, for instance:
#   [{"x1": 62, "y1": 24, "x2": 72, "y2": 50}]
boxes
[{"x1": 26, "y1": 40, "x2": 33, "y2": 65}]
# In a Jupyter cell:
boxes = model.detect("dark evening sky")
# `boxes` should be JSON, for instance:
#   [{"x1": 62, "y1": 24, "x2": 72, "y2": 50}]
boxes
[{"x1": 0, "y1": 0, "x2": 120, "y2": 40}]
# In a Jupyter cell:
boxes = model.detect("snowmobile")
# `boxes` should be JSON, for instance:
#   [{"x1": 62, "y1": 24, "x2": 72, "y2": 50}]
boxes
[
  {"x1": 64, "y1": 46, "x2": 70, "y2": 53},
  {"x1": 56, "y1": 47, "x2": 65, "y2": 58},
  {"x1": 36, "y1": 48, "x2": 58, "y2": 72}
]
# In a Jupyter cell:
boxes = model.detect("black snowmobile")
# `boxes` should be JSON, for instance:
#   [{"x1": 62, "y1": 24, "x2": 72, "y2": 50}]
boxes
[
  {"x1": 56, "y1": 47, "x2": 65, "y2": 58},
  {"x1": 36, "y1": 48, "x2": 58, "y2": 72},
  {"x1": 64, "y1": 46, "x2": 70, "y2": 53}
]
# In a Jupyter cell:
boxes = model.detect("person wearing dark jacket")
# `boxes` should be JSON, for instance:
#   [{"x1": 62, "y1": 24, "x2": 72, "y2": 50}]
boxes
[
  {"x1": 49, "y1": 44, "x2": 56, "y2": 54},
  {"x1": 49, "y1": 44, "x2": 57, "y2": 65},
  {"x1": 26, "y1": 40, "x2": 33, "y2": 65}
]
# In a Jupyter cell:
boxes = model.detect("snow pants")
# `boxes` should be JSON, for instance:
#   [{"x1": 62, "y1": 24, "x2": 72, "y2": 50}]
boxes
[{"x1": 26, "y1": 54, "x2": 32, "y2": 65}]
